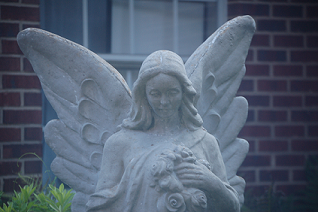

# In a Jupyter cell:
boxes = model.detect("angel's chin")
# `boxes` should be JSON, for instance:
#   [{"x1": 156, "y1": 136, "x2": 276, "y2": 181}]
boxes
[{"x1": 154, "y1": 109, "x2": 175, "y2": 118}]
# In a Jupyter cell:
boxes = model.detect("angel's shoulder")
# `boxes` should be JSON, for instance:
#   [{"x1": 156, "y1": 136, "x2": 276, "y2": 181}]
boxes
[
  {"x1": 200, "y1": 128, "x2": 219, "y2": 147},
  {"x1": 104, "y1": 128, "x2": 137, "y2": 149}
]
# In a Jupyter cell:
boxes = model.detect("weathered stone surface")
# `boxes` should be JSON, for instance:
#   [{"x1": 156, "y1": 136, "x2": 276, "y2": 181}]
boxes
[{"x1": 18, "y1": 15, "x2": 255, "y2": 212}]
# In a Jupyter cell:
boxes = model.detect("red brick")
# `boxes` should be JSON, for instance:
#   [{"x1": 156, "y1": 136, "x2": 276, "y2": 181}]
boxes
[
  {"x1": 273, "y1": 65, "x2": 303, "y2": 77},
  {"x1": 257, "y1": 20, "x2": 286, "y2": 32},
  {"x1": 248, "y1": 140, "x2": 256, "y2": 152},
  {"x1": 2, "y1": 75, "x2": 41, "y2": 89},
  {"x1": 246, "y1": 110, "x2": 255, "y2": 122},
  {"x1": 22, "y1": 24, "x2": 40, "y2": 30},
  {"x1": 228, "y1": 3, "x2": 269, "y2": 17},
  {"x1": 292, "y1": 111, "x2": 318, "y2": 122},
  {"x1": 291, "y1": 0, "x2": 318, "y2": 2},
  {"x1": 275, "y1": 126, "x2": 305, "y2": 137},
  {"x1": 24, "y1": 160, "x2": 42, "y2": 174},
  {"x1": 259, "y1": 140, "x2": 288, "y2": 152},
  {"x1": 246, "y1": 49, "x2": 253, "y2": 61},
  {"x1": 22, "y1": 0, "x2": 40, "y2": 4},
  {"x1": 291, "y1": 21, "x2": 318, "y2": 33},
  {"x1": 244, "y1": 95, "x2": 270, "y2": 106},
  {"x1": 1, "y1": 6, "x2": 39, "y2": 22},
  {"x1": 307, "y1": 65, "x2": 318, "y2": 77},
  {"x1": 276, "y1": 185, "x2": 306, "y2": 195},
  {"x1": 258, "y1": 110, "x2": 287, "y2": 122},
  {"x1": 1, "y1": 40, "x2": 23, "y2": 55},
  {"x1": 239, "y1": 126, "x2": 271, "y2": 137},
  {"x1": 245, "y1": 64, "x2": 270, "y2": 76},
  {"x1": 257, "y1": 80, "x2": 287, "y2": 92},
  {"x1": 3, "y1": 178, "x2": 25, "y2": 193},
  {"x1": 308, "y1": 155, "x2": 318, "y2": 165},
  {"x1": 307, "y1": 5, "x2": 318, "y2": 18},
  {"x1": 24, "y1": 92, "x2": 42, "y2": 106},
  {"x1": 238, "y1": 79, "x2": 254, "y2": 92},
  {"x1": 291, "y1": 51, "x2": 318, "y2": 62},
  {"x1": 244, "y1": 185, "x2": 268, "y2": 196},
  {"x1": 291, "y1": 80, "x2": 318, "y2": 92},
  {"x1": 0, "y1": 128, "x2": 21, "y2": 142},
  {"x1": 0, "y1": 57, "x2": 20, "y2": 71},
  {"x1": 291, "y1": 140, "x2": 318, "y2": 151},
  {"x1": 273, "y1": 96, "x2": 302, "y2": 107},
  {"x1": 0, "y1": 161, "x2": 22, "y2": 175},
  {"x1": 308, "y1": 125, "x2": 318, "y2": 136},
  {"x1": 3, "y1": 110, "x2": 42, "y2": 124},
  {"x1": 260, "y1": 170, "x2": 289, "y2": 182},
  {"x1": 0, "y1": 23, "x2": 19, "y2": 37},
  {"x1": 306, "y1": 95, "x2": 318, "y2": 106},
  {"x1": 293, "y1": 170, "x2": 306, "y2": 181},
  {"x1": 274, "y1": 35, "x2": 303, "y2": 48},
  {"x1": 23, "y1": 58, "x2": 34, "y2": 73},
  {"x1": 25, "y1": 127, "x2": 42, "y2": 141},
  {"x1": 258, "y1": 50, "x2": 286, "y2": 62},
  {"x1": 0, "y1": 0, "x2": 18, "y2": 2},
  {"x1": 307, "y1": 36, "x2": 318, "y2": 48},
  {"x1": 0, "y1": 92, "x2": 20, "y2": 106},
  {"x1": 237, "y1": 170, "x2": 255, "y2": 182},
  {"x1": 251, "y1": 34, "x2": 270, "y2": 47},
  {"x1": 273, "y1": 5, "x2": 302, "y2": 18},
  {"x1": 242, "y1": 155, "x2": 271, "y2": 167},
  {"x1": 3, "y1": 144, "x2": 42, "y2": 159},
  {"x1": 276, "y1": 155, "x2": 305, "y2": 166},
  {"x1": 259, "y1": 0, "x2": 287, "y2": 1}
]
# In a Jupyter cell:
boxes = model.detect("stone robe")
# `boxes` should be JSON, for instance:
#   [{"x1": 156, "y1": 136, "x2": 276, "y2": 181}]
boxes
[{"x1": 86, "y1": 128, "x2": 238, "y2": 212}]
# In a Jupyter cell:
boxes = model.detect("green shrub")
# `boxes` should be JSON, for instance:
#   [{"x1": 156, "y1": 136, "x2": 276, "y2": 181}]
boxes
[{"x1": 0, "y1": 182, "x2": 74, "y2": 212}]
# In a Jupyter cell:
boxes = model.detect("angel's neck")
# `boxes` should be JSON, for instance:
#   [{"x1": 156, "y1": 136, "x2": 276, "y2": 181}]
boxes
[{"x1": 150, "y1": 113, "x2": 182, "y2": 136}]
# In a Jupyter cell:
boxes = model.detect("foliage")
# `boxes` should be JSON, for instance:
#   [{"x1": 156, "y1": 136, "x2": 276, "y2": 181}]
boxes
[
  {"x1": 0, "y1": 180, "x2": 74, "y2": 212},
  {"x1": 0, "y1": 153, "x2": 74, "y2": 212},
  {"x1": 295, "y1": 157, "x2": 318, "y2": 212},
  {"x1": 241, "y1": 183, "x2": 292, "y2": 212},
  {"x1": 242, "y1": 157, "x2": 318, "y2": 212}
]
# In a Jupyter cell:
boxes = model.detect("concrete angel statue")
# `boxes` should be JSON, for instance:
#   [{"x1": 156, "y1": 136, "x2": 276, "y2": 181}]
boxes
[{"x1": 18, "y1": 15, "x2": 255, "y2": 212}]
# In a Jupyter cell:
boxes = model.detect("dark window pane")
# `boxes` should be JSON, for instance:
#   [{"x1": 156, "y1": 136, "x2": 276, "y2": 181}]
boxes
[
  {"x1": 88, "y1": 0, "x2": 112, "y2": 53},
  {"x1": 40, "y1": 0, "x2": 83, "y2": 45}
]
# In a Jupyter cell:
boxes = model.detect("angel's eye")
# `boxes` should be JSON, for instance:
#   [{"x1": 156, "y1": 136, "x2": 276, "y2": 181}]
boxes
[
  {"x1": 168, "y1": 89, "x2": 180, "y2": 96},
  {"x1": 149, "y1": 91, "x2": 160, "y2": 98}
]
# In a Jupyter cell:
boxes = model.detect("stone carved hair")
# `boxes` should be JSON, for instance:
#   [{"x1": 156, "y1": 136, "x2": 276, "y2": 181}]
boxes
[{"x1": 122, "y1": 50, "x2": 203, "y2": 131}]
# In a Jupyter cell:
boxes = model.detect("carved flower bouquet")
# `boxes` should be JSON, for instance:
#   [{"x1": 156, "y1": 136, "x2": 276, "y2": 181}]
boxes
[{"x1": 150, "y1": 145, "x2": 210, "y2": 212}]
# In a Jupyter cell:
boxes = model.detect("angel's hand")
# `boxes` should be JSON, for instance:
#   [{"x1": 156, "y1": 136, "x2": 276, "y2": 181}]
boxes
[{"x1": 174, "y1": 162, "x2": 216, "y2": 191}]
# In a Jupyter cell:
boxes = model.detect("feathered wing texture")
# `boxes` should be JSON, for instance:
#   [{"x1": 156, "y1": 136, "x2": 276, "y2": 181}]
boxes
[
  {"x1": 17, "y1": 28, "x2": 132, "y2": 211},
  {"x1": 185, "y1": 16, "x2": 256, "y2": 205}
]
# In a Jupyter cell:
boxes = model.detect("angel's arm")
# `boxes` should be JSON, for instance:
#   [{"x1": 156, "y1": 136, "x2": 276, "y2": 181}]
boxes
[
  {"x1": 95, "y1": 133, "x2": 126, "y2": 191},
  {"x1": 204, "y1": 134, "x2": 240, "y2": 211},
  {"x1": 175, "y1": 133, "x2": 240, "y2": 211}
]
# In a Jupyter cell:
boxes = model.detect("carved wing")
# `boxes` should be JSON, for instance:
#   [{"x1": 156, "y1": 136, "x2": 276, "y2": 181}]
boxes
[
  {"x1": 17, "y1": 28, "x2": 132, "y2": 210},
  {"x1": 185, "y1": 16, "x2": 256, "y2": 205}
]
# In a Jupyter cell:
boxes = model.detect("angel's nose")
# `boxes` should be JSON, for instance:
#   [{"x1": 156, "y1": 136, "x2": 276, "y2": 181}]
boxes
[{"x1": 160, "y1": 95, "x2": 169, "y2": 105}]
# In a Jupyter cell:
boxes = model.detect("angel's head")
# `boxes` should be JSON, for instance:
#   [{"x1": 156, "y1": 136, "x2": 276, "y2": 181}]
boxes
[{"x1": 122, "y1": 50, "x2": 202, "y2": 131}]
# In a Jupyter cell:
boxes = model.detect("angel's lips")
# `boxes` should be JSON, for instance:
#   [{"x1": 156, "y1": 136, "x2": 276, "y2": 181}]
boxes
[
  {"x1": 158, "y1": 109, "x2": 171, "y2": 113},
  {"x1": 156, "y1": 108, "x2": 176, "y2": 117}
]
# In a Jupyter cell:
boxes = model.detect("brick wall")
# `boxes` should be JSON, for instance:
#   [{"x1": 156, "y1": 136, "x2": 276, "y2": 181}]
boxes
[
  {"x1": 229, "y1": 0, "x2": 318, "y2": 196},
  {"x1": 0, "y1": 0, "x2": 42, "y2": 193}
]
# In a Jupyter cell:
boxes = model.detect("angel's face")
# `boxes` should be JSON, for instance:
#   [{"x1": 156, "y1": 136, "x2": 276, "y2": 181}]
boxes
[{"x1": 146, "y1": 73, "x2": 182, "y2": 119}]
